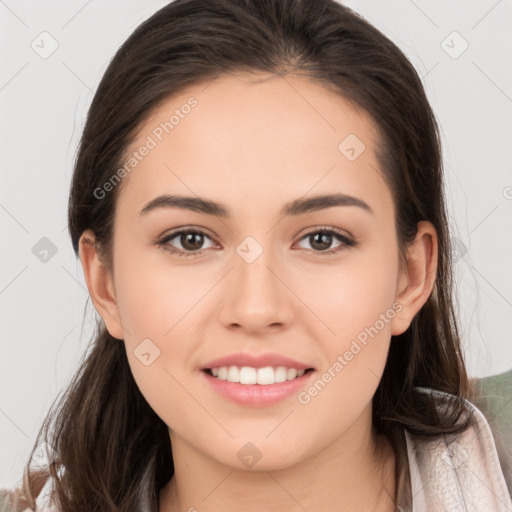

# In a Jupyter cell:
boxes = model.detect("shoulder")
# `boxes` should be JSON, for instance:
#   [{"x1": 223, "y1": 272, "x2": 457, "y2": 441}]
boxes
[
  {"x1": 472, "y1": 369, "x2": 512, "y2": 496},
  {"x1": 0, "y1": 468, "x2": 61, "y2": 512},
  {"x1": 0, "y1": 487, "x2": 35, "y2": 512},
  {"x1": 403, "y1": 386, "x2": 512, "y2": 511}
]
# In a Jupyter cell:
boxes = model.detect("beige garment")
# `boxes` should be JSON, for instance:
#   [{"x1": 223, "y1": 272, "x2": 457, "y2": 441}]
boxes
[{"x1": 394, "y1": 387, "x2": 512, "y2": 511}]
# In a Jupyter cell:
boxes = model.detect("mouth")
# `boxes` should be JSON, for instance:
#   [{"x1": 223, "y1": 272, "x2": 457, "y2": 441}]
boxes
[
  {"x1": 199, "y1": 352, "x2": 317, "y2": 406},
  {"x1": 202, "y1": 366, "x2": 315, "y2": 385},
  {"x1": 200, "y1": 365, "x2": 316, "y2": 407}
]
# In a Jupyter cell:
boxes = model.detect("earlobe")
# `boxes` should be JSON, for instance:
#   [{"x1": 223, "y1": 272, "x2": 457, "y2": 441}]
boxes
[
  {"x1": 390, "y1": 221, "x2": 438, "y2": 336},
  {"x1": 78, "y1": 230, "x2": 124, "y2": 340}
]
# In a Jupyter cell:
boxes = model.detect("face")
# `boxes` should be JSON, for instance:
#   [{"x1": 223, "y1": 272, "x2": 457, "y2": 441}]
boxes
[{"x1": 81, "y1": 71, "x2": 429, "y2": 472}]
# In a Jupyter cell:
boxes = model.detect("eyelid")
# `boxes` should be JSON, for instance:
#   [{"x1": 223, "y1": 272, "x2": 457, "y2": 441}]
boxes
[
  {"x1": 157, "y1": 224, "x2": 357, "y2": 256},
  {"x1": 292, "y1": 226, "x2": 357, "y2": 253},
  {"x1": 295, "y1": 225, "x2": 355, "y2": 242},
  {"x1": 158, "y1": 225, "x2": 354, "y2": 243},
  {"x1": 157, "y1": 226, "x2": 220, "y2": 250}
]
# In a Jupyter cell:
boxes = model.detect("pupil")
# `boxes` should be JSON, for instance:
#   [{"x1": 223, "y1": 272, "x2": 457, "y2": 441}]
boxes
[
  {"x1": 182, "y1": 232, "x2": 203, "y2": 250},
  {"x1": 311, "y1": 232, "x2": 332, "y2": 250}
]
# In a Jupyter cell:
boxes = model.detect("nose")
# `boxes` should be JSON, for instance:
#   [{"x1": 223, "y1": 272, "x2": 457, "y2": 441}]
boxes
[{"x1": 218, "y1": 242, "x2": 295, "y2": 335}]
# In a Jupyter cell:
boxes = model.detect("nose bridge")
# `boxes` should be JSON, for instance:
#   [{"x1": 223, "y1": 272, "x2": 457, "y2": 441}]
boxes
[
  {"x1": 237, "y1": 239, "x2": 275, "y2": 292},
  {"x1": 219, "y1": 233, "x2": 293, "y2": 331},
  {"x1": 234, "y1": 234, "x2": 281, "y2": 307}
]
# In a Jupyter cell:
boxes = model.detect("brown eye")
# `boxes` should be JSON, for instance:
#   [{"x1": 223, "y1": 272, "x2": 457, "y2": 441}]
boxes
[
  {"x1": 158, "y1": 228, "x2": 217, "y2": 256},
  {"x1": 179, "y1": 232, "x2": 205, "y2": 251},
  {"x1": 295, "y1": 228, "x2": 356, "y2": 254}
]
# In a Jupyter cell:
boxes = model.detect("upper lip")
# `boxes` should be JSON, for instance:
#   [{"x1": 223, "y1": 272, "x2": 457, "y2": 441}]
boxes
[{"x1": 201, "y1": 352, "x2": 314, "y2": 371}]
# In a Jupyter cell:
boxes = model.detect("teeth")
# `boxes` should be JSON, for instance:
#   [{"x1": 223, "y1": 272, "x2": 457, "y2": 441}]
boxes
[{"x1": 209, "y1": 365, "x2": 307, "y2": 385}]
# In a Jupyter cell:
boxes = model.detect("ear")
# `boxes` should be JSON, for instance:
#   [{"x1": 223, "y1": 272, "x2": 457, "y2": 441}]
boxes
[
  {"x1": 78, "y1": 229, "x2": 124, "y2": 340},
  {"x1": 390, "y1": 221, "x2": 438, "y2": 336}
]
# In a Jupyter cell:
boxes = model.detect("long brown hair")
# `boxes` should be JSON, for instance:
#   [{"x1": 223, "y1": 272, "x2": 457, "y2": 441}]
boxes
[{"x1": 12, "y1": 0, "x2": 476, "y2": 509}]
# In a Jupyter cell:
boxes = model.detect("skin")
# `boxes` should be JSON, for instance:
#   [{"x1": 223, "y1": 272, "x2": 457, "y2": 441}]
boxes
[{"x1": 79, "y1": 71, "x2": 437, "y2": 512}]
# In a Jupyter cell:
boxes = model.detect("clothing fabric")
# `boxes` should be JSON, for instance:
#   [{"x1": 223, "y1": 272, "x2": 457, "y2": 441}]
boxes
[
  {"x1": 393, "y1": 387, "x2": 512, "y2": 511},
  {"x1": 1, "y1": 387, "x2": 511, "y2": 511}
]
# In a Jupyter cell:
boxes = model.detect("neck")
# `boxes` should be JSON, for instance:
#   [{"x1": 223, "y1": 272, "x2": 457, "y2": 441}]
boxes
[{"x1": 159, "y1": 407, "x2": 397, "y2": 512}]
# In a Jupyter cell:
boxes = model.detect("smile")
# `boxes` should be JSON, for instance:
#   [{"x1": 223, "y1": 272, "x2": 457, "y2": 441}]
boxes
[
  {"x1": 201, "y1": 366, "x2": 315, "y2": 407},
  {"x1": 206, "y1": 365, "x2": 311, "y2": 385}
]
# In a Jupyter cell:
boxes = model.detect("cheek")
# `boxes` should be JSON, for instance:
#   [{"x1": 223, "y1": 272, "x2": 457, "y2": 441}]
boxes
[
  {"x1": 113, "y1": 239, "x2": 204, "y2": 340},
  {"x1": 120, "y1": 304, "x2": 196, "y2": 434},
  {"x1": 289, "y1": 243, "x2": 399, "y2": 412},
  {"x1": 112, "y1": 250, "x2": 217, "y2": 427},
  {"x1": 294, "y1": 292, "x2": 395, "y2": 449},
  {"x1": 290, "y1": 241, "x2": 400, "y2": 346}
]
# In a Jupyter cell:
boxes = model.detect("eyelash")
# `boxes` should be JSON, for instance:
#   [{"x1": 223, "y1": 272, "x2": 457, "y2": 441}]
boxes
[{"x1": 157, "y1": 226, "x2": 357, "y2": 258}]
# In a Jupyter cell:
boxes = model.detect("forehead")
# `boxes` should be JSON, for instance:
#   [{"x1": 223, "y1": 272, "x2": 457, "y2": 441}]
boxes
[{"x1": 117, "y1": 71, "x2": 391, "y2": 218}]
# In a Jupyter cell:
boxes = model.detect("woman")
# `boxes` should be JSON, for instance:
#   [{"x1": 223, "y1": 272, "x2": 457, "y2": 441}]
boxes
[{"x1": 1, "y1": 0, "x2": 510, "y2": 510}]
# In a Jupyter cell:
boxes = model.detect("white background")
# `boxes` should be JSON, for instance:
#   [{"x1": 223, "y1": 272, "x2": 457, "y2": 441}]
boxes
[{"x1": 1, "y1": 0, "x2": 511, "y2": 490}]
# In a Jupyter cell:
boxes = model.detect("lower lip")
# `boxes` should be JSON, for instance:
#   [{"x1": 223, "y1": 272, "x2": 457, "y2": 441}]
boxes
[{"x1": 201, "y1": 369, "x2": 315, "y2": 407}]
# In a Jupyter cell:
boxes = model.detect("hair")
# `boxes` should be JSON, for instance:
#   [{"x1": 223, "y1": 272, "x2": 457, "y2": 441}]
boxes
[{"x1": 9, "y1": 0, "x2": 478, "y2": 510}]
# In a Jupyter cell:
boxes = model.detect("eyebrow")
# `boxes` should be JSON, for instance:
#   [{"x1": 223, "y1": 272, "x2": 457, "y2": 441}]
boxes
[{"x1": 139, "y1": 193, "x2": 373, "y2": 218}]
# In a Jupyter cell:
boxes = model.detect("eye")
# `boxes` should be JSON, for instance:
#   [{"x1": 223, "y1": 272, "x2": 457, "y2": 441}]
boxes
[
  {"x1": 294, "y1": 227, "x2": 356, "y2": 254},
  {"x1": 157, "y1": 226, "x2": 357, "y2": 258},
  {"x1": 157, "y1": 228, "x2": 218, "y2": 257}
]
